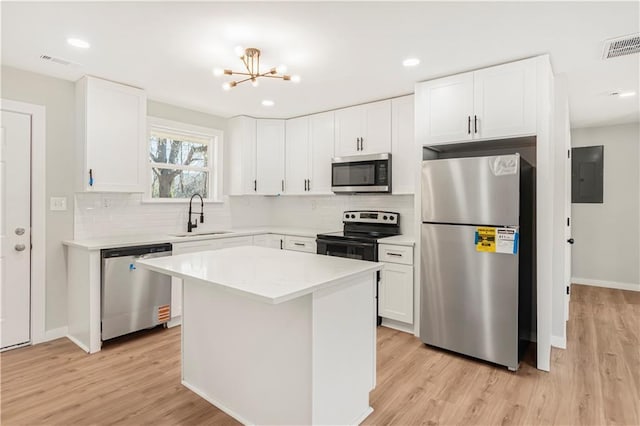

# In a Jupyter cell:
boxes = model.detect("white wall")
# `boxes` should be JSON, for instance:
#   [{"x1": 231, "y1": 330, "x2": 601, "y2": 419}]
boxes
[
  {"x1": 571, "y1": 123, "x2": 640, "y2": 290},
  {"x1": 2, "y1": 66, "x2": 75, "y2": 331}
]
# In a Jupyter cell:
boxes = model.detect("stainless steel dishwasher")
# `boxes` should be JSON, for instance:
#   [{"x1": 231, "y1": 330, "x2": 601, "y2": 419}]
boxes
[{"x1": 101, "y1": 243, "x2": 172, "y2": 340}]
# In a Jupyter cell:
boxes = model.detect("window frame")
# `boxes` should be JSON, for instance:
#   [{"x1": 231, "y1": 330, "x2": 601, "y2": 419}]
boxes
[{"x1": 144, "y1": 116, "x2": 224, "y2": 203}]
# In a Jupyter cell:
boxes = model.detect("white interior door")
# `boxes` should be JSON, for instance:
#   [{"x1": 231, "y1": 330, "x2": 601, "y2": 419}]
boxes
[{"x1": 1, "y1": 110, "x2": 31, "y2": 349}]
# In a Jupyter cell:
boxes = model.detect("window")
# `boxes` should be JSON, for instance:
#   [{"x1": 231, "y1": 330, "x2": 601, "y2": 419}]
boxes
[{"x1": 147, "y1": 117, "x2": 223, "y2": 202}]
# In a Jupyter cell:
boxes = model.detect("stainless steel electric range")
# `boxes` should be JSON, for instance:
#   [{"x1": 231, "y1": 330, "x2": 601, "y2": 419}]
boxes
[{"x1": 316, "y1": 210, "x2": 400, "y2": 325}]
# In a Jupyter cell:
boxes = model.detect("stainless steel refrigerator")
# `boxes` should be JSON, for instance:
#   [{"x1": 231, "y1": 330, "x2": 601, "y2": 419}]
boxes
[{"x1": 420, "y1": 154, "x2": 534, "y2": 371}]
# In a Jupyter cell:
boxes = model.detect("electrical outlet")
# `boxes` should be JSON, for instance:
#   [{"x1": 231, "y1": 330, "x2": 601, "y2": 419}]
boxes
[
  {"x1": 50, "y1": 197, "x2": 67, "y2": 211},
  {"x1": 102, "y1": 198, "x2": 112, "y2": 208}
]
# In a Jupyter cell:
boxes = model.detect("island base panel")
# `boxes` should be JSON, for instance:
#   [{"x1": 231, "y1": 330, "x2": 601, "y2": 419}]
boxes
[{"x1": 181, "y1": 272, "x2": 376, "y2": 425}]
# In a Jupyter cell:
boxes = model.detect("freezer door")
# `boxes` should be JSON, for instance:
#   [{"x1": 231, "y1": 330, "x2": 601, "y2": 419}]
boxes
[
  {"x1": 420, "y1": 223, "x2": 519, "y2": 369},
  {"x1": 422, "y1": 155, "x2": 520, "y2": 225}
]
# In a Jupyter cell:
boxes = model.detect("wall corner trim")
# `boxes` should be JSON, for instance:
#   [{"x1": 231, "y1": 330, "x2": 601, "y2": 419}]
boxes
[{"x1": 551, "y1": 335, "x2": 566, "y2": 349}]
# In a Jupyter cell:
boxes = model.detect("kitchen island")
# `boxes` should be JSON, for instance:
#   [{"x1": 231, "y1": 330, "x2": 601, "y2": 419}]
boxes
[{"x1": 136, "y1": 246, "x2": 382, "y2": 425}]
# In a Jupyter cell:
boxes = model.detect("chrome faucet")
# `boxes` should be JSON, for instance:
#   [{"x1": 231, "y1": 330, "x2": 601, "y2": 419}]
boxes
[{"x1": 187, "y1": 194, "x2": 204, "y2": 232}]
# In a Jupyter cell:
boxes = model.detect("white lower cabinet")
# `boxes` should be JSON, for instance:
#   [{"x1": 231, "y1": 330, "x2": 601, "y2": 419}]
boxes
[
  {"x1": 283, "y1": 236, "x2": 317, "y2": 253},
  {"x1": 253, "y1": 234, "x2": 284, "y2": 249},
  {"x1": 170, "y1": 236, "x2": 255, "y2": 324},
  {"x1": 378, "y1": 244, "x2": 414, "y2": 325}
]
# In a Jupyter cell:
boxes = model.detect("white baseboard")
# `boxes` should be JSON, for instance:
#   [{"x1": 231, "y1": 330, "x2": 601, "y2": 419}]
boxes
[
  {"x1": 66, "y1": 334, "x2": 90, "y2": 353},
  {"x1": 551, "y1": 334, "x2": 566, "y2": 349},
  {"x1": 572, "y1": 277, "x2": 640, "y2": 292},
  {"x1": 167, "y1": 316, "x2": 182, "y2": 328},
  {"x1": 43, "y1": 327, "x2": 68, "y2": 342},
  {"x1": 182, "y1": 380, "x2": 251, "y2": 425},
  {"x1": 380, "y1": 318, "x2": 414, "y2": 334}
]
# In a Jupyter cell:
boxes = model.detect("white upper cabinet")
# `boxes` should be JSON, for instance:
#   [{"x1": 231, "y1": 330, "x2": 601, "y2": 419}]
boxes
[
  {"x1": 418, "y1": 57, "x2": 537, "y2": 146},
  {"x1": 473, "y1": 58, "x2": 536, "y2": 140},
  {"x1": 76, "y1": 76, "x2": 147, "y2": 192},
  {"x1": 421, "y1": 72, "x2": 474, "y2": 145},
  {"x1": 335, "y1": 100, "x2": 391, "y2": 157},
  {"x1": 285, "y1": 116, "x2": 309, "y2": 195},
  {"x1": 391, "y1": 95, "x2": 415, "y2": 194},
  {"x1": 284, "y1": 111, "x2": 334, "y2": 195},
  {"x1": 256, "y1": 119, "x2": 285, "y2": 195},
  {"x1": 228, "y1": 116, "x2": 257, "y2": 195},
  {"x1": 308, "y1": 111, "x2": 334, "y2": 194}
]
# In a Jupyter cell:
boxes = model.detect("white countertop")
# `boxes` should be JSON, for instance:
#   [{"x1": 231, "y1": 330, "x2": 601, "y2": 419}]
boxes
[
  {"x1": 378, "y1": 234, "x2": 416, "y2": 246},
  {"x1": 136, "y1": 246, "x2": 383, "y2": 304},
  {"x1": 62, "y1": 227, "x2": 336, "y2": 250}
]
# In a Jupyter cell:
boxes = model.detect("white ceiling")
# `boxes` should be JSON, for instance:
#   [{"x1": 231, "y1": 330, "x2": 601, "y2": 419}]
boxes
[{"x1": 2, "y1": 2, "x2": 639, "y2": 128}]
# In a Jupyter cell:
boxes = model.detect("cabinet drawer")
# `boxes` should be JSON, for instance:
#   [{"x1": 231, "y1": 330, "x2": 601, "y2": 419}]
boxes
[
  {"x1": 217, "y1": 236, "x2": 254, "y2": 249},
  {"x1": 379, "y1": 244, "x2": 413, "y2": 265},
  {"x1": 284, "y1": 236, "x2": 317, "y2": 253}
]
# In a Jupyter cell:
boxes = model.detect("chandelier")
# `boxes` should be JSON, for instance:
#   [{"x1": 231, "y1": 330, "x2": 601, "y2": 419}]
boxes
[{"x1": 214, "y1": 47, "x2": 300, "y2": 90}]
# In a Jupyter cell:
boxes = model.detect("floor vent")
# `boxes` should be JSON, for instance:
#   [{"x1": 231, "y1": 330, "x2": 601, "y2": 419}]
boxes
[
  {"x1": 602, "y1": 33, "x2": 640, "y2": 59},
  {"x1": 39, "y1": 54, "x2": 79, "y2": 67}
]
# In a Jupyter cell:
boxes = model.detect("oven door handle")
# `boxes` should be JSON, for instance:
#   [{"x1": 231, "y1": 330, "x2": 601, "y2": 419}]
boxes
[{"x1": 316, "y1": 239, "x2": 376, "y2": 249}]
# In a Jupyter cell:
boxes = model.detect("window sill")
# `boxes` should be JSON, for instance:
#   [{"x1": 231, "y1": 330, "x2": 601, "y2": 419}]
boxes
[{"x1": 141, "y1": 198, "x2": 225, "y2": 204}]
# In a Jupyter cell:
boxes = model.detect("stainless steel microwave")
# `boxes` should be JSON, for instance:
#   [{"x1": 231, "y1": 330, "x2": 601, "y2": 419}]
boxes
[{"x1": 331, "y1": 153, "x2": 392, "y2": 193}]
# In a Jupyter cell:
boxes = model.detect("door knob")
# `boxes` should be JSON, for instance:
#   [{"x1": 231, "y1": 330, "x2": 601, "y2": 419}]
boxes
[
  {"x1": 567, "y1": 238, "x2": 574, "y2": 244},
  {"x1": 15, "y1": 227, "x2": 25, "y2": 236},
  {"x1": 15, "y1": 244, "x2": 26, "y2": 252}
]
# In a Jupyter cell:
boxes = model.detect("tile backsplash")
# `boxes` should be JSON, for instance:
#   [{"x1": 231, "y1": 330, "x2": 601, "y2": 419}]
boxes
[{"x1": 74, "y1": 192, "x2": 415, "y2": 240}]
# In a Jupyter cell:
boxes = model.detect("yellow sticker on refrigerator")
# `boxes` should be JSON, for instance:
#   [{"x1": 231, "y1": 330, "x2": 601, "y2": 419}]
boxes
[
  {"x1": 475, "y1": 227, "x2": 496, "y2": 252},
  {"x1": 475, "y1": 227, "x2": 519, "y2": 254}
]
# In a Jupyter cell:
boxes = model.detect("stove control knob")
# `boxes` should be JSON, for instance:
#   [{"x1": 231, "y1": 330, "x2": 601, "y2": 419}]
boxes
[
  {"x1": 345, "y1": 214, "x2": 349, "y2": 219},
  {"x1": 389, "y1": 215, "x2": 395, "y2": 221},
  {"x1": 383, "y1": 215, "x2": 388, "y2": 220},
  {"x1": 351, "y1": 214, "x2": 356, "y2": 219}
]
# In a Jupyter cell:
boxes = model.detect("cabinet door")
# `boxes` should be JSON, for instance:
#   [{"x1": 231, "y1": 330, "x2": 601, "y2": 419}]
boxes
[
  {"x1": 82, "y1": 77, "x2": 147, "y2": 192},
  {"x1": 379, "y1": 263, "x2": 413, "y2": 323},
  {"x1": 420, "y1": 72, "x2": 474, "y2": 145},
  {"x1": 170, "y1": 240, "x2": 221, "y2": 321},
  {"x1": 334, "y1": 105, "x2": 362, "y2": 157},
  {"x1": 253, "y1": 234, "x2": 284, "y2": 249},
  {"x1": 308, "y1": 111, "x2": 335, "y2": 194},
  {"x1": 361, "y1": 99, "x2": 392, "y2": 155},
  {"x1": 473, "y1": 58, "x2": 536, "y2": 140},
  {"x1": 217, "y1": 236, "x2": 254, "y2": 249},
  {"x1": 256, "y1": 119, "x2": 285, "y2": 195},
  {"x1": 228, "y1": 116, "x2": 257, "y2": 195},
  {"x1": 285, "y1": 117, "x2": 309, "y2": 195},
  {"x1": 391, "y1": 96, "x2": 415, "y2": 194}
]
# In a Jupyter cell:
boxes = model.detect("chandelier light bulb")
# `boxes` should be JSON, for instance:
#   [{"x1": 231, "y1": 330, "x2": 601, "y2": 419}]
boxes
[
  {"x1": 276, "y1": 64, "x2": 288, "y2": 74},
  {"x1": 213, "y1": 68, "x2": 224, "y2": 77},
  {"x1": 222, "y1": 82, "x2": 231, "y2": 91},
  {"x1": 251, "y1": 78, "x2": 259, "y2": 87},
  {"x1": 291, "y1": 75, "x2": 301, "y2": 83},
  {"x1": 235, "y1": 45, "x2": 245, "y2": 57}
]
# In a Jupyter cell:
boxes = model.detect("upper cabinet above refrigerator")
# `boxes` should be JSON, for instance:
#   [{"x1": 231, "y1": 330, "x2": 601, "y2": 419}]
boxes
[{"x1": 416, "y1": 57, "x2": 537, "y2": 146}]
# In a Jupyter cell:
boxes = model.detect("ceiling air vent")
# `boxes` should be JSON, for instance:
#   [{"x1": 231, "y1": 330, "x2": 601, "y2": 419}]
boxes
[
  {"x1": 39, "y1": 54, "x2": 80, "y2": 67},
  {"x1": 602, "y1": 33, "x2": 640, "y2": 59}
]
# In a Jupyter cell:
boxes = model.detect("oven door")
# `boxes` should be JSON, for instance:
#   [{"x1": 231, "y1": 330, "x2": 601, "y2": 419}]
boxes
[{"x1": 316, "y1": 238, "x2": 377, "y2": 262}]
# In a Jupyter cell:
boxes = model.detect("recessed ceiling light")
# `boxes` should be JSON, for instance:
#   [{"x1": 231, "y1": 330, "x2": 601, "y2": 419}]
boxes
[
  {"x1": 402, "y1": 58, "x2": 420, "y2": 67},
  {"x1": 619, "y1": 91, "x2": 636, "y2": 98},
  {"x1": 67, "y1": 38, "x2": 90, "y2": 49},
  {"x1": 262, "y1": 100, "x2": 275, "y2": 107}
]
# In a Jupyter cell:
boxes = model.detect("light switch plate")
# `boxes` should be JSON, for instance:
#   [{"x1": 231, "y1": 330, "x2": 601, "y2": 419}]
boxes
[{"x1": 50, "y1": 197, "x2": 67, "y2": 211}]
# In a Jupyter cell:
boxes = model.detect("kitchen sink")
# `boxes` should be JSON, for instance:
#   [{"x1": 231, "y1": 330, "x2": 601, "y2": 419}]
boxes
[{"x1": 170, "y1": 231, "x2": 232, "y2": 238}]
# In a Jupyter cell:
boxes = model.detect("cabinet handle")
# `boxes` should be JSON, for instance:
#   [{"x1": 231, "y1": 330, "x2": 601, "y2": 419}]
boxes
[
  {"x1": 294, "y1": 242, "x2": 305, "y2": 247},
  {"x1": 387, "y1": 252, "x2": 403, "y2": 257},
  {"x1": 280, "y1": 239, "x2": 283, "y2": 250},
  {"x1": 89, "y1": 169, "x2": 94, "y2": 187},
  {"x1": 282, "y1": 180, "x2": 284, "y2": 192},
  {"x1": 467, "y1": 116, "x2": 471, "y2": 134},
  {"x1": 308, "y1": 179, "x2": 311, "y2": 191},
  {"x1": 474, "y1": 115, "x2": 478, "y2": 134},
  {"x1": 361, "y1": 137, "x2": 364, "y2": 151},
  {"x1": 356, "y1": 137, "x2": 360, "y2": 151},
  {"x1": 254, "y1": 180, "x2": 257, "y2": 192}
]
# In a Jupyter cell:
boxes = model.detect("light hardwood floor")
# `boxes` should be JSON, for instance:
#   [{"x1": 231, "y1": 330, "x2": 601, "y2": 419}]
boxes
[{"x1": 1, "y1": 285, "x2": 638, "y2": 425}]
